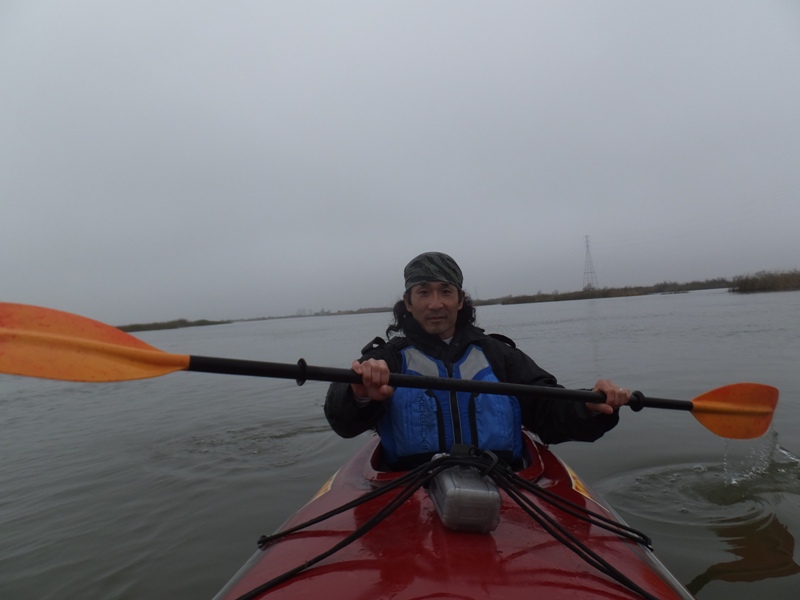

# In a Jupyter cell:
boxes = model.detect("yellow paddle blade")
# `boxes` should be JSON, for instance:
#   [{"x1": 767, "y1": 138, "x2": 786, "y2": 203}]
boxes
[
  {"x1": 0, "y1": 303, "x2": 190, "y2": 382},
  {"x1": 691, "y1": 383, "x2": 779, "y2": 439}
]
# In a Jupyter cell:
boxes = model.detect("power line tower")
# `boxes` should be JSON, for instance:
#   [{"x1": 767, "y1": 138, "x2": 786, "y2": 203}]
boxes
[{"x1": 583, "y1": 235, "x2": 599, "y2": 290}]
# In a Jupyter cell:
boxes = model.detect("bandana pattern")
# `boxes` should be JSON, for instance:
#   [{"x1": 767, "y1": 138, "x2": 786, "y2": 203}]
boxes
[{"x1": 404, "y1": 252, "x2": 463, "y2": 290}]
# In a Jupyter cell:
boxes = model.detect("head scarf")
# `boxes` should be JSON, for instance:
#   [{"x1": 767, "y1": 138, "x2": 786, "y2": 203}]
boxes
[{"x1": 403, "y1": 252, "x2": 463, "y2": 290}]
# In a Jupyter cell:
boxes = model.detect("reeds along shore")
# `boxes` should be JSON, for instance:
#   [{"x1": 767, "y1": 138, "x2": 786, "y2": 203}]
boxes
[
  {"x1": 728, "y1": 270, "x2": 800, "y2": 293},
  {"x1": 497, "y1": 270, "x2": 800, "y2": 306},
  {"x1": 117, "y1": 270, "x2": 800, "y2": 331},
  {"x1": 119, "y1": 318, "x2": 232, "y2": 332}
]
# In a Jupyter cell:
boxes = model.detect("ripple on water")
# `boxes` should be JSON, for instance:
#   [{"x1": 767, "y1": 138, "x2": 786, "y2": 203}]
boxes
[
  {"x1": 596, "y1": 434, "x2": 800, "y2": 528},
  {"x1": 148, "y1": 418, "x2": 352, "y2": 482}
]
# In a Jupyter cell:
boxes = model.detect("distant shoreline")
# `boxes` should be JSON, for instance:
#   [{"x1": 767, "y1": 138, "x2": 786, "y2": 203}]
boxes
[
  {"x1": 119, "y1": 318, "x2": 234, "y2": 332},
  {"x1": 118, "y1": 269, "x2": 799, "y2": 332}
]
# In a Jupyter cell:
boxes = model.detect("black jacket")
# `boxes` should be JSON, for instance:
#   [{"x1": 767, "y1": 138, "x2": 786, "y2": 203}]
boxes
[{"x1": 324, "y1": 318, "x2": 619, "y2": 446}]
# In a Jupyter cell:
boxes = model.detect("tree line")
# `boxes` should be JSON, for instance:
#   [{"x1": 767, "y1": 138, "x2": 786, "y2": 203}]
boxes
[{"x1": 117, "y1": 270, "x2": 799, "y2": 331}]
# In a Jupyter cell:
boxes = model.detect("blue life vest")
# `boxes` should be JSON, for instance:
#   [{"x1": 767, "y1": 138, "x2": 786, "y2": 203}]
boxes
[{"x1": 377, "y1": 344, "x2": 522, "y2": 467}]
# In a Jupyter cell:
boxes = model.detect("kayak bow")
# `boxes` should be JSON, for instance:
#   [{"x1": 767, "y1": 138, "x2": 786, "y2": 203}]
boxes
[{"x1": 214, "y1": 432, "x2": 693, "y2": 600}]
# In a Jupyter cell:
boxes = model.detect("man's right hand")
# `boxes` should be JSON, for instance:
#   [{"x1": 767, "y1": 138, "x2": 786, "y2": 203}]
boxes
[{"x1": 351, "y1": 359, "x2": 394, "y2": 401}]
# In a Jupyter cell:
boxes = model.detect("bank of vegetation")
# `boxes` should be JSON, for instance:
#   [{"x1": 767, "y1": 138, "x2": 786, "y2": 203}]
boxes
[
  {"x1": 728, "y1": 269, "x2": 800, "y2": 293},
  {"x1": 119, "y1": 318, "x2": 232, "y2": 332},
  {"x1": 475, "y1": 277, "x2": 732, "y2": 306},
  {"x1": 118, "y1": 270, "x2": 799, "y2": 331}
]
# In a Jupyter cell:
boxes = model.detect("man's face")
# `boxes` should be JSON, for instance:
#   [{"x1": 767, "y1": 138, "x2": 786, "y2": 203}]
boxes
[{"x1": 404, "y1": 281, "x2": 465, "y2": 339}]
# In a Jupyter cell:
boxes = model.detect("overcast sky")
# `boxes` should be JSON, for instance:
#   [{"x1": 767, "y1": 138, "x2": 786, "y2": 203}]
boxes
[{"x1": 2, "y1": 1, "x2": 799, "y2": 325}]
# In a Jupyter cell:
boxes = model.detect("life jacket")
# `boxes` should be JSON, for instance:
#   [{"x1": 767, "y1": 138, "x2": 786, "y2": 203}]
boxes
[{"x1": 377, "y1": 343, "x2": 523, "y2": 468}]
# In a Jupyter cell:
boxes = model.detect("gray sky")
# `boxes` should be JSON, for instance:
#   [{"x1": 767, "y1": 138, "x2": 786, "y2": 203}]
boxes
[{"x1": 2, "y1": 1, "x2": 799, "y2": 325}]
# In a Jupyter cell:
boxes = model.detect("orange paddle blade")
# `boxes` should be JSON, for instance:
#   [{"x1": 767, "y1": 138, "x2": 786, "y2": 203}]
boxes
[
  {"x1": 0, "y1": 303, "x2": 190, "y2": 382},
  {"x1": 691, "y1": 383, "x2": 779, "y2": 439}
]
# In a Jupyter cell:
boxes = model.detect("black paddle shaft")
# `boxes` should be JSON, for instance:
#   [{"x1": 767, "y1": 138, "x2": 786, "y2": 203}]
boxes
[{"x1": 186, "y1": 355, "x2": 679, "y2": 408}]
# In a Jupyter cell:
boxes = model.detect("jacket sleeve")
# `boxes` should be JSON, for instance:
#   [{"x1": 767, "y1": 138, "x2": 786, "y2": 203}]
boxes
[
  {"x1": 502, "y1": 345, "x2": 619, "y2": 444},
  {"x1": 323, "y1": 341, "x2": 399, "y2": 439},
  {"x1": 324, "y1": 382, "x2": 386, "y2": 438}
]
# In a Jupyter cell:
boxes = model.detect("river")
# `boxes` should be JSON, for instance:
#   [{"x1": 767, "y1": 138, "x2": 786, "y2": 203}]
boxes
[{"x1": 1, "y1": 288, "x2": 798, "y2": 599}]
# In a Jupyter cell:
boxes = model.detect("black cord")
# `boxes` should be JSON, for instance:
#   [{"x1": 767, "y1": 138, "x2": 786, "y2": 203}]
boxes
[
  {"x1": 256, "y1": 458, "x2": 436, "y2": 549},
  {"x1": 232, "y1": 452, "x2": 662, "y2": 600},
  {"x1": 237, "y1": 455, "x2": 463, "y2": 600},
  {"x1": 490, "y1": 470, "x2": 660, "y2": 600},
  {"x1": 496, "y1": 465, "x2": 652, "y2": 548}
]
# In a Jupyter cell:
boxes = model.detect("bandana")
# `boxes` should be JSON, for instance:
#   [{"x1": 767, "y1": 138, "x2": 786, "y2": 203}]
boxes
[{"x1": 403, "y1": 252, "x2": 463, "y2": 290}]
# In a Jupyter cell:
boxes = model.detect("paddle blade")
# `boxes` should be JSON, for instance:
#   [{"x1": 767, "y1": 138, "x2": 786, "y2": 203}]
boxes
[
  {"x1": 691, "y1": 383, "x2": 779, "y2": 439},
  {"x1": 0, "y1": 303, "x2": 190, "y2": 382}
]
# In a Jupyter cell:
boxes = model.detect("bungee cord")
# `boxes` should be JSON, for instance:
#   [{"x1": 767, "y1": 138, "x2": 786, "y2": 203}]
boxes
[
  {"x1": 494, "y1": 463, "x2": 652, "y2": 547},
  {"x1": 493, "y1": 470, "x2": 658, "y2": 600},
  {"x1": 233, "y1": 449, "x2": 662, "y2": 600}
]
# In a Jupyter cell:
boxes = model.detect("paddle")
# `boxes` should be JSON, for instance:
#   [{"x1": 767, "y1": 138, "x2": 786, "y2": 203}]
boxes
[{"x1": 0, "y1": 302, "x2": 779, "y2": 440}]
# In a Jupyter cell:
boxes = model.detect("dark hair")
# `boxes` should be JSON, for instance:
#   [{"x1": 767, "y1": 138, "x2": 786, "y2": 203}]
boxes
[{"x1": 386, "y1": 292, "x2": 476, "y2": 338}]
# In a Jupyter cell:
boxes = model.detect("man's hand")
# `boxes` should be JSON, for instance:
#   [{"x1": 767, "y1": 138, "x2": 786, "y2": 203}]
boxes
[
  {"x1": 351, "y1": 359, "x2": 394, "y2": 401},
  {"x1": 586, "y1": 379, "x2": 630, "y2": 415}
]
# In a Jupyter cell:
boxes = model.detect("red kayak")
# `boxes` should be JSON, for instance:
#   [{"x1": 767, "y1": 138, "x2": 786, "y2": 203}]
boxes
[{"x1": 214, "y1": 431, "x2": 693, "y2": 600}]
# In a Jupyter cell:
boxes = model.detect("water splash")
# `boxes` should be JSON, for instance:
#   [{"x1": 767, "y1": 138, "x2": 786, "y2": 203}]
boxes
[
  {"x1": 598, "y1": 430, "x2": 800, "y2": 526},
  {"x1": 722, "y1": 429, "x2": 799, "y2": 485},
  {"x1": 596, "y1": 430, "x2": 800, "y2": 590}
]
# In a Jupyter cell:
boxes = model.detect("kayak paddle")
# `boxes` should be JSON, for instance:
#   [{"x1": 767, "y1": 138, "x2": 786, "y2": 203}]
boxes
[{"x1": 0, "y1": 302, "x2": 779, "y2": 440}]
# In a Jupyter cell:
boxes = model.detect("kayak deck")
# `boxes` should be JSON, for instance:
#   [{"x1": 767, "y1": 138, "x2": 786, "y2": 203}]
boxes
[{"x1": 215, "y1": 432, "x2": 693, "y2": 599}]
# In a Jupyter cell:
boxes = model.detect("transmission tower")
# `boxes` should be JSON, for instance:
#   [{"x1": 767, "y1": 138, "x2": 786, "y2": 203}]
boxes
[{"x1": 583, "y1": 235, "x2": 599, "y2": 290}]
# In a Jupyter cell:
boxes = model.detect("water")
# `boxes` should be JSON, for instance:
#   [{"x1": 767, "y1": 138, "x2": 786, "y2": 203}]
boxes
[{"x1": 1, "y1": 289, "x2": 798, "y2": 599}]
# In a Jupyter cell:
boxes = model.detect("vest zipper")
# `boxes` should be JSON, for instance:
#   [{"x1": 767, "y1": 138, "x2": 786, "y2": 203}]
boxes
[
  {"x1": 468, "y1": 393, "x2": 479, "y2": 448},
  {"x1": 427, "y1": 390, "x2": 447, "y2": 452},
  {"x1": 445, "y1": 361, "x2": 462, "y2": 445}
]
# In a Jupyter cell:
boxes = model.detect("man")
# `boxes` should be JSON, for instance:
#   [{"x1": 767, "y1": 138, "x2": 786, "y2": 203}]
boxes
[{"x1": 324, "y1": 252, "x2": 630, "y2": 469}]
